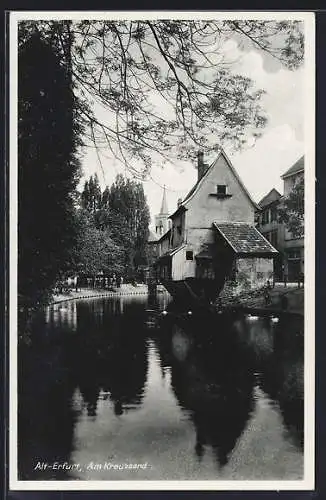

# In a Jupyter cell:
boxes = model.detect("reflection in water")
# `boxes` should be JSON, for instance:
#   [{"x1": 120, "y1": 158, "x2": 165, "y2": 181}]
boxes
[
  {"x1": 18, "y1": 295, "x2": 304, "y2": 480},
  {"x1": 258, "y1": 315, "x2": 304, "y2": 449},
  {"x1": 71, "y1": 298, "x2": 149, "y2": 418},
  {"x1": 157, "y1": 318, "x2": 255, "y2": 467}
]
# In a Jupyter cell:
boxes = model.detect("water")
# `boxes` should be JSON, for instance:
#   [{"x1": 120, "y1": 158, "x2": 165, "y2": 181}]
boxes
[{"x1": 18, "y1": 294, "x2": 304, "y2": 481}]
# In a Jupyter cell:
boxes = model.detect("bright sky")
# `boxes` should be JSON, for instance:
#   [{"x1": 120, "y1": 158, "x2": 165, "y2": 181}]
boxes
[{"x1": 79, "y1": 34, "x2": 304, "y2": 226}]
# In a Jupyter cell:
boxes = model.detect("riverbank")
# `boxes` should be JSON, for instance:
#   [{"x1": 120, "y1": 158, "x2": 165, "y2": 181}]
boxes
[
  {"x1": 50, "y1": 282, "x2": 304, "y2": 316},
  {"x1": 51, "y1": 283, "x2": 149, "y2": 305},
  {"x1": 220, "y1": 283, "x2": 304, "y2": 316}
]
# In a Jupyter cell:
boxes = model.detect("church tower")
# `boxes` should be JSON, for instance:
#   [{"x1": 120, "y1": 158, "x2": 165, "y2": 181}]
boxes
[{"x1": 155, "y1": 186, "x2": 170, "y2": 237}]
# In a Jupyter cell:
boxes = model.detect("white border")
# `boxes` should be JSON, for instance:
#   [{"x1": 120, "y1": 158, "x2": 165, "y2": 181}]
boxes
[{"x1": 9, "y1": 10, "x2": 315, "y2": 491}]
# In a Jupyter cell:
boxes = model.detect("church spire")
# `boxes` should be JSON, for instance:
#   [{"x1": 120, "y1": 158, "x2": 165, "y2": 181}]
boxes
[
  {"x1": 155, "y1": 186, "x2": 170, "y2": 237},
  {"x1": 160, "y1": 185, "x2": 168, "y2": 214}
]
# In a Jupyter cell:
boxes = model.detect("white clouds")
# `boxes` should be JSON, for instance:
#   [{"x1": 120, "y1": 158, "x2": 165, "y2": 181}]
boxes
[
  {"x1": 231, "y1": 124, "x2": 304, "y2": 202},
  {"x1": 234, "y1": 49, "x2": 304, "y2": 141}
]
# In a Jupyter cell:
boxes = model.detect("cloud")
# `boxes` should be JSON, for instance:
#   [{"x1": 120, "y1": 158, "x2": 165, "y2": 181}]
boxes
[
  {"x1": 231, "y1": 124, "x2": 304, "y2": 202},
  {"x1": 234, "y1": 49, "x2": 304, "y2": 141}
]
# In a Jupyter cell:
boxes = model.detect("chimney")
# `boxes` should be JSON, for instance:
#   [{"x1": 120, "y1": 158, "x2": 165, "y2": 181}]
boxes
[
  {"x1": 177, "y1": 198, "x2": 182, "y2": 208},
  {"x1": 197, "y1": 150, "x2": 209, "y2": 180}
]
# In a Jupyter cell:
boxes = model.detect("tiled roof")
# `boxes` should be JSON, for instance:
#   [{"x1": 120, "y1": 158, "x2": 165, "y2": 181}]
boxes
[
  {"x1": 281, "y1": 156, "x2": 304, "y2": 179},
  {"x1": 213, "y1": 222, "x2": 278, "y2": 254},
  {"x1": 258, "y1": 188, "x2": 282, "y2": 208}
]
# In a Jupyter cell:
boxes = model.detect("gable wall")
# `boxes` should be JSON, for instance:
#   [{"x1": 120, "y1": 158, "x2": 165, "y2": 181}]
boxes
[{"x1": 186, "y1": 153, "x2": 255, "y2": 231}]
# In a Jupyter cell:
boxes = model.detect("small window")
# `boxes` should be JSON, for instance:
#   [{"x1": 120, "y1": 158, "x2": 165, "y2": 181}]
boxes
[
  {"x1": 217, "y1": 184, "x2": 227, "y2": 195},
  {"x1": 186, "y1": 251, "x2": 193, "y2": 261}
]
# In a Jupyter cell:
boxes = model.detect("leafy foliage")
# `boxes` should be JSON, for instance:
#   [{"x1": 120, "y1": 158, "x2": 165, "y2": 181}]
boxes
[
  {"x1": 75, "y1": 216, "x2": 124, "y2": 276},
  {"x1": 78, "y1": 174, "x2": 150, "y2": 278},
  {"x1": 278, "y1": 175, "x2": 304, "y2": 238},
  {"x1": 80, "y1": 173, "x2": 102, "y2": 212},
  {"x1": 18, "y1": 31, "x2": 82, "y2": 308},
  {"x1": 18, "y1": 19, "x2": 304, "y2": 178},
  {"x1": 108, "y1": 175, "x2": 150, "y2": 276}
]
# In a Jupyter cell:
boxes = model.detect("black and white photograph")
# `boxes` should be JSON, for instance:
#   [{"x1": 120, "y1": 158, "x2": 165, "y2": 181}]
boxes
[{"x1": 9, "y1": 11, "x2": 315, "y2": 490}]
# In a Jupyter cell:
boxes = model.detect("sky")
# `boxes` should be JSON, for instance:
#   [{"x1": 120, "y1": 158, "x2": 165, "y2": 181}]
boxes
[{"x1": 79, "y1": 30, "x2": 304, "y2": 227}]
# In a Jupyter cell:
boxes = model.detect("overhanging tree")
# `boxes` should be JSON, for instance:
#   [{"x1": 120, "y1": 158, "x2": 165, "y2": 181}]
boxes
[{"x1": 19, "y1": 20, "x2": 304, "y2": 178}]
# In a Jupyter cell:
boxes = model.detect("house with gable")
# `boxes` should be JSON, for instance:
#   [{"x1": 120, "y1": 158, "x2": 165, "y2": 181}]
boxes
[
  {"x1": 256, "y1": 156, "x2": 304, "y2": 282},
  {"x1": 154, "y1": 149, "x2": 278, "y2": 303}
]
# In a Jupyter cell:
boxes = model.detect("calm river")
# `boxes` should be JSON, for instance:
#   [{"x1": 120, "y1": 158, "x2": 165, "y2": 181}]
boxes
[{"x1": 18, "y1": 293, "x2": 304, "y2": 481}]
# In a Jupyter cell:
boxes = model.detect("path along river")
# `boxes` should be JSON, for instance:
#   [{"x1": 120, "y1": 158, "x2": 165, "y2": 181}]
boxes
[{"x1": 18, "y1": 293, "x2": 304, "y2": 481}]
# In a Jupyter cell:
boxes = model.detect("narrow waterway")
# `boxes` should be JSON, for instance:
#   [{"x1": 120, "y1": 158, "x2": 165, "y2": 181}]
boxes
[{"x1": 18, "y1": 294, "x2": 304, "y2": 481}]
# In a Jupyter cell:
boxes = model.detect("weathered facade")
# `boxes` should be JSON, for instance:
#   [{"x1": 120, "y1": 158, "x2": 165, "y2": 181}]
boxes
[{"x1": 154, "y1": 148, "x2": 277, "y2": 303}]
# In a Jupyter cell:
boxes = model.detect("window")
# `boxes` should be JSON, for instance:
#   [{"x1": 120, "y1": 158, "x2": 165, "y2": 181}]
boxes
[
  {"x1": 210, "y1": 184, "x2": 231, "y2": 199},
  {"x1": 186, "y1": 250, "x2": 193, "y2": 261},
  {"x1": 217, "y1": 184, "x2": 227, "y2": 195}
]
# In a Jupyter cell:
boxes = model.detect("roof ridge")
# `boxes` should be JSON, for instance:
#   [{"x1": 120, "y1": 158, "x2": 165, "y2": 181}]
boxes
[{"x1": 214, "y1": 221, "x2": 251, "y2": 225}]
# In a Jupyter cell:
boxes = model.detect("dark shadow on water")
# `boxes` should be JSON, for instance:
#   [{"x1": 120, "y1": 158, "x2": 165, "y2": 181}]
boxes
[
  {"x1": 18, "y1": 297, "x2": 149, "y2": 479},
  {"x1": 257, "y1": 315, "x2": 304, "y2": 449},
  {"x1": 154, "y1": 314, "x2": 255, "y2": 468}
]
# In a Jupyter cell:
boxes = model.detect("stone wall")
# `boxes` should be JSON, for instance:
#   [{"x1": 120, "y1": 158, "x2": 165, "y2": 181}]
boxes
[{"x1": 219, "y1": 256, "x2": 273, "y2": 301}]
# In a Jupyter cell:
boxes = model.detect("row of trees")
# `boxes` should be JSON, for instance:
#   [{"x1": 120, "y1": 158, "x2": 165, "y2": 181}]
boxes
[{"x1": 76, "y1": 173, "x2": 150, "y2": 280}]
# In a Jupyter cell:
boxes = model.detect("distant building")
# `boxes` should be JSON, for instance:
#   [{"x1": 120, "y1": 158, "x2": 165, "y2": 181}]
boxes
[
  {"x1": 147, "y1": 229, "x2": 159, "y2": 268},
  {"x1": 256, "y1": 156, "x2": 304, "y2": 282},
  {"x1": 154, "y1": 149, "x2": 277, "y2": 303},
  {"x1": 281, "y1": 156, "x2": 304, "y2": 280}
]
